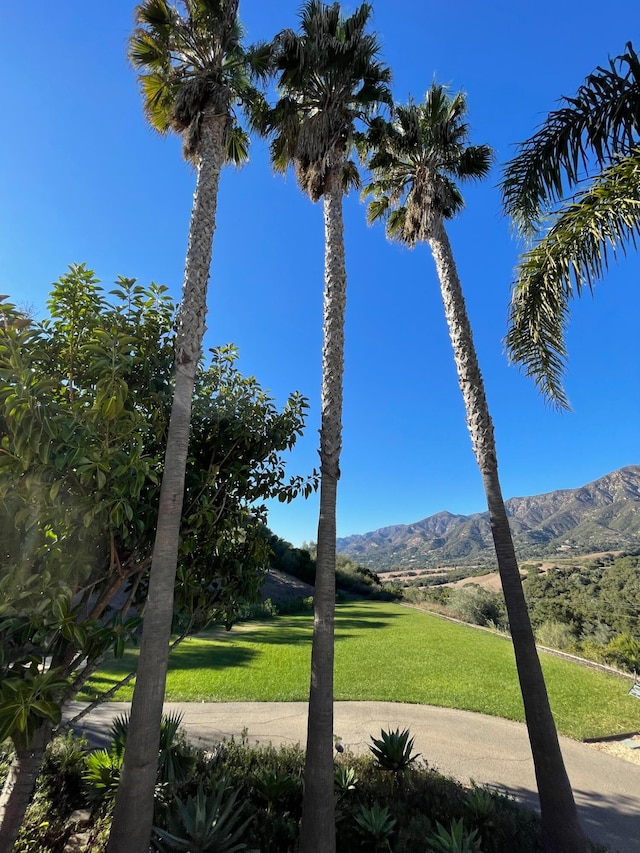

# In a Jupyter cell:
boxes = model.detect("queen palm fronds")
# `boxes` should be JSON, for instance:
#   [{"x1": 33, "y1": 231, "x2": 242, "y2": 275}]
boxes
[
  {"x1": 501, "y1": 42, "x2": 640, "y2": 236},
  {"x1": 506, "y1": 150, "x2": 640, "y2": 408}
]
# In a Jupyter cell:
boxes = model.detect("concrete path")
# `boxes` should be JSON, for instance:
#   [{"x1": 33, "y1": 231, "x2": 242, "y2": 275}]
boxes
[{"x1": 66, "y1": 701, "x2": 640, "y2": 853}]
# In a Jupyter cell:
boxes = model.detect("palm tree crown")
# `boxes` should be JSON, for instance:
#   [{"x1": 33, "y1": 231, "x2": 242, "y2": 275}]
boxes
[
  {"x1": 129, "y1": 0, "x2": 268, "y2": 162},
  {"x1": 257, "y1": 0, "x2": 392, "y2": 201},
  {"x1": 364, "y1": 84, "x2": 493, "y2": 240},
  {"x1": 501, "y1": 42, "x2": 640, "y2": 408}
]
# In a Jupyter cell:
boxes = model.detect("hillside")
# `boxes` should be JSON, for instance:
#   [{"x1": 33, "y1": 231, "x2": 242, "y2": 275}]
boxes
[{"x1": 336, "y1": 466, "x2": 640, "y2": 570}]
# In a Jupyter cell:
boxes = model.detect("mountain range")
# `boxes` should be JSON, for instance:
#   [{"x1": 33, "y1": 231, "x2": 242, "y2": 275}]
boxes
[{"x1": 336, "y1": 466, "x2": 640, "y2": 571}]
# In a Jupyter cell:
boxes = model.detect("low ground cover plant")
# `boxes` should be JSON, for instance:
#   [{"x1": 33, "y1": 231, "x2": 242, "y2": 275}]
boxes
[{"x1": 2, "y1": 722, "x2": 555, "y2": 852}]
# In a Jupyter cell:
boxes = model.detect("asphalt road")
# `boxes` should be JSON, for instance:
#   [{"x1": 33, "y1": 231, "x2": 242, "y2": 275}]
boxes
[{"x1": 65, "y1": 700, "x2": 640, "y2": 853}]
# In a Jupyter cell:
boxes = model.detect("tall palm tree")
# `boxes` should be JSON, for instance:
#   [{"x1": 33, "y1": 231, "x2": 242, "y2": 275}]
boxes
[
  {"x1": 107, "y1": 3, "x2": 268, "y2": 850},
  {"x1": 501, "y1": 42, "x2": 640, "y2": 408},
  {"x1": 255, "y1": 4, "x2": 390, "y2": 850},
  {"x1": 364, "y1": 85, "x2": 590, "y2": 853}
]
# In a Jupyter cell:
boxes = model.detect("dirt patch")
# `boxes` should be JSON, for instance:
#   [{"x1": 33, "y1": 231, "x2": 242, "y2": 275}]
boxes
[
  {"x1": 260, "y1": 569, "x2": 314, "y2": 603},
  {"x1": 585, "y1": 733, "x2": 640, "y2": 765},
  {"x1": 448, "y1": 572, "x2": 504, "y2": 592}
]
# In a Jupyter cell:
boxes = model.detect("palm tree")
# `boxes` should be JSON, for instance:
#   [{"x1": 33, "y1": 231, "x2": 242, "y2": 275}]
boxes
[
  {"x1": 364, "y1": 85, "x2": 590, "y2": 853},
  {"x1": 107, "y1": 3, "x2": 268, "y2": 850},
  {"x1": 501, "y1": 42, "x2": 640, "y2": 408},
  {"x1": 255, "y1": 4, "x2": 390, "y2": 850}
]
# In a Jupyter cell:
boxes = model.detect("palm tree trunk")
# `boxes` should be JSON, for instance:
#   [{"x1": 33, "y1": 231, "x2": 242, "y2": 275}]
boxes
[
  {"x1": 299, "y1": 173, "x2": 346, "y2": 853},
  {"x1": 427, "y1": 217, "x2": 590, "y2": 853},
  {"x1": 107, "y1": 112, "x2": 226, "y2": 853},
  {"x1": 0, "y1": 723, "x2": 53, "y2": 851}
]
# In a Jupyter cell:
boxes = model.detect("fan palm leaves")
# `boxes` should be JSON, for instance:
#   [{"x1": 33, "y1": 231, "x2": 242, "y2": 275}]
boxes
[
  {"x1": 107, "y1": 4, "x2": 267, "y2": 851},
  {"x1": 257, "y1": 0, "x2": 391, "y2": 200},
  {"x1": 129, "y1": 0, "x2": 269, "y2": 162},
  {"x1": 364, "y1": 86, "x2": 590, "y2": 853},
  {"x1": 501, "y1": 42, "x2": 640, "y2": 407},
  {"x1": 366, "y1": 85, "x2": 492, "y2": 240},
  {"x1": 255, "y1": 4, "x2": 390, "y2": 851}
]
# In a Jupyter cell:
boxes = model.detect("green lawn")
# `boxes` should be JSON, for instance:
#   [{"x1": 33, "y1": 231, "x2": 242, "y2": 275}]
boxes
[{"x1": 81, "y1": 600, "x2": 640, "y2": 740}]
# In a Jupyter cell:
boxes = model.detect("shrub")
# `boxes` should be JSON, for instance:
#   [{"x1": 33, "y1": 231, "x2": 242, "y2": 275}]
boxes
[
  {"x1": 448, "y1": 586, "x2": 507, "y2": 629},
  {"x1": 13, "y1": 729, "x2": 544, "y2": 853},
  {"x1": 353, "y1": 801, "x2": 396, "y2": 849},
  {"x1": 152, "y1": 781, "x2": 253, "y2": 852},
  {"x1": 602, "y1": 633, "x2": 640, "y2": 673},
  {"x1": 535, "y1": 620, "x2": 575, "y2": 650},
  {"x1": 426, "y1": 818, "x2": 482, "y2": 852}
]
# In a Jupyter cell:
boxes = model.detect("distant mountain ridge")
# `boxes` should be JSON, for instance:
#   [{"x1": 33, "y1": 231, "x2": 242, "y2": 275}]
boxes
[{"x1": 336, "y1": 466, "x2": 640, "y2": 571}]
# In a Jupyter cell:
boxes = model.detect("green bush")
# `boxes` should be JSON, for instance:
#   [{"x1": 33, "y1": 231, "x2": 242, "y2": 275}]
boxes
[
  {"x1": 535, "y1": 620, "x2": 576, "y2": 650},
  {"x1": 448, "y1": 586, "x2": 507, "y2": 630},
  {"x1": 602, "y1": 633, "x2": 640, "y2": 673},
  {"x1": 12, "y1": 729, "x2": 544, "y2": 853}
]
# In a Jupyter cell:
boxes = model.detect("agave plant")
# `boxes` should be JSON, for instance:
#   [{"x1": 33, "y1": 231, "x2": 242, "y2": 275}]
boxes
[
  {"x1": 253, "y1": 768, "x2": 300, "y2": 814},
  {"x1": 369, "y1": 728, "x2": 420, "y2": 774},
  {"x1": 353, "y1": 801, "x2": 396, "y2": 850},
  {"x1": 152, "y1": 781, "x2": 254, "y2": 852},
  {"x1": 426, "y1": 818, "x2": 483, "y2": 853},
  {"x1": 334, "y1": 764, "x2": 358, "y2": 796}
]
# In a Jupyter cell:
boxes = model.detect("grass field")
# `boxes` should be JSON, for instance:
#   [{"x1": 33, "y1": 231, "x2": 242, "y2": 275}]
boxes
[{"x1": 81, "y1": 600, "x2": 640, "y2": 740}]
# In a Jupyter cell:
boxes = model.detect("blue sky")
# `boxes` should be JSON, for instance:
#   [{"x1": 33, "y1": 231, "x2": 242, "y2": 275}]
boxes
[{"x1": 1, "y1": 2, "x2": 638, "y2": 547}]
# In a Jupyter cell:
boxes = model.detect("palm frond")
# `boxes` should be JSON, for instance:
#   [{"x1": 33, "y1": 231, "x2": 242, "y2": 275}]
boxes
[
  {"x1": 139, "y1": 71, "x2": 177, "y2": 133},
  {"x1": 505, "y1": 150, "x2": 640, "y2": 408},
  {"x1": 129, "y1": 0, "x2": 262, "y2": 158},
  {"x1": 341, "y1": 159, "x2": 361, "y2": 193},
  {"x1": 258, "y1": 0, "x2": 391, "y2": 200},
  {"x1": 225, "y1": 125, "x2": 249, "y2": 165},
  {"x1": 501, "y1": 41, "x2": 640, "y2": 236},
  {"x1": 364, "y1": 85, "x2": 492, "y2": 242}
]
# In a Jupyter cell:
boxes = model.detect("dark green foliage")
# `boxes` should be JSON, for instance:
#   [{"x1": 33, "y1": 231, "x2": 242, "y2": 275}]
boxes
[
  {"x1": 38, "y1": 731, "x2": 88, "y2": 818},
  {"x1": 353, "y1": 801, "x2": 396, "y2": 849},
  {"x1": 522, "y1": 553, "x2": 640, "y2": 669},
  {"x1": 14, "y1": 732, "x2": 92, "y2": 851},
  {"x1": 13, "y1": 730, "x2": 544, "y2": 852},
  {"x1": 152, "y1": 782, "x2": 253, "y2": 852},
  {"x1": 369, "y1": 728, "x2": 420, "y2": 775},
  {"x1": 268, "y1": 533, "x2": 316, "y2": 586},
  {"x1": 426, "y1": 818, "x2": 482, "y2": 852},
  {"x1": 267, "y1": 532, "x2": 399, "y2": 601}
]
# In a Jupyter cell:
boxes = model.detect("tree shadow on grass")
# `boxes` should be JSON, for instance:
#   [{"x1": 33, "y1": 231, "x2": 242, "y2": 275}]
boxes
[{"x1": 208, "y1": 612, "x2": 401, "y2": 647}]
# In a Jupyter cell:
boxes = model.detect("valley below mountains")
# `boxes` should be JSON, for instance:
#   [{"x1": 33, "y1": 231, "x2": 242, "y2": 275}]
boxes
[{"x1": 336, "y1": 466, "x2": 640, "y2": 571}]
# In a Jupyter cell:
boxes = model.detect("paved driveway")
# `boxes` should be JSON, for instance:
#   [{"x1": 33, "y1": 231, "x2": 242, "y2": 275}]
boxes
[{"x1": 66, "y1": 701, "x2": 640, "y2": 853}]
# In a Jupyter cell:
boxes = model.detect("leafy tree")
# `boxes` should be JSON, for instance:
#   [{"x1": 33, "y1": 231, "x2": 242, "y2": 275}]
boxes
[
  {"x1": 501, "y1": 42, "x2": 640, "y2": 407},
  {"x1": 254, "y1": 4, "x2": 391, "y2": 850},
  {"x1": 108, "y1": 3, "x2": 270, "y2": 849},
  {"x1": 0, "y1": 268, "x2": 311, "y2": 848},
  {"x1": 523, "y1": 555, "x2": 640, "y2": 644},
  {"x1": 364, "y1": 85, "x2": 590, "y2": 852}
]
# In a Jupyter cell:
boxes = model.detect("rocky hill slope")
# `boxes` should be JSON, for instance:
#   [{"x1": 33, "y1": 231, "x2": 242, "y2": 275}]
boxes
[{"x1": 336, "y1": 466, "x2": 640, "y2": 570}]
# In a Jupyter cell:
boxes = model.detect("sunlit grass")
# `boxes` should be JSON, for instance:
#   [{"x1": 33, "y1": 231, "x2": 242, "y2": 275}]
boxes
[{"x1": 81, "y1": 600, "x2": 640, "y2": 740}]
